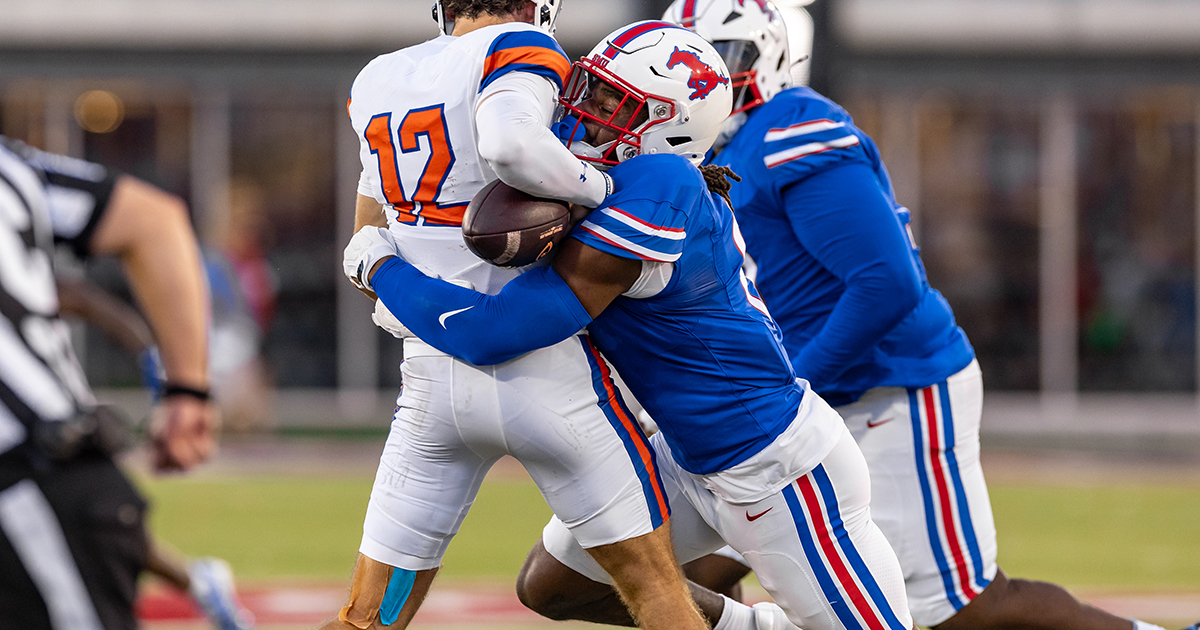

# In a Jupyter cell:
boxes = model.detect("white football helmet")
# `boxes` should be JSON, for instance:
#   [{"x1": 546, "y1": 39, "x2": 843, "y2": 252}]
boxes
[
  {"x1": 662, "y1": 0, "x2": 791, "y2": 114},
  {"x1": 433, "y1": 0, "x2": 563, "y2": 35},
  {"x1": 556, "y1": 21, "x2": 733, "y2": 168}
]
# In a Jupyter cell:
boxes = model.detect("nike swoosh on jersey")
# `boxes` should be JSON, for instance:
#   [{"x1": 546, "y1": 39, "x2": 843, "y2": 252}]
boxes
[
  {"x1": 439, "y1": 306, "x2": 474, "y2": 328},
  {"x1": 866, "y1": 417, "x2": 894, "y2": 428},
  {"x1": 746, "y1": 508, "x2": 772, "y2": 522}
]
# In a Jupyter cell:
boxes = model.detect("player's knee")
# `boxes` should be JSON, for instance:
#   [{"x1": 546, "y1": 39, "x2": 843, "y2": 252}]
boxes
[
  {"x1": 515, "y1": 577, "x2": 573, "y2": 620},
  {"x1": 682, "y1": 554, "x2": 751, "y2": 600},
  {"x1": 516, "y1": 548, "x2": 565, "y2": 618},
  {"x1": 937, "y1": 571, "x2": 1031, "y2": 630},
  {"x1": 516, "y1": 540, "x2": 596, "y2": 621}
]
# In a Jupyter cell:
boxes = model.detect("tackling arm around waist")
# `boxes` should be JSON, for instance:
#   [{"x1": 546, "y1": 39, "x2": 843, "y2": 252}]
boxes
[{"x1": 370, "y1": 256, "x2": 592, "y2": 365}]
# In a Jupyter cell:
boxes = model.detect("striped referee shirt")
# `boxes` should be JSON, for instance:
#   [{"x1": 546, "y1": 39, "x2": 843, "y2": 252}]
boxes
[{"x1": 0, "y1": 136, "x2": 118, "y2": 462}]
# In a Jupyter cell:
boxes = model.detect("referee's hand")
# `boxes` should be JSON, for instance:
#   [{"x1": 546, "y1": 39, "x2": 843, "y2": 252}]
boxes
[{"x1": 149, "y1": 395, "x2": 219, "y2": 472}]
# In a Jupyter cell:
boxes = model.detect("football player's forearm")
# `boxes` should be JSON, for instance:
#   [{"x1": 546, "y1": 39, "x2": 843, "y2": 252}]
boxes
[
  {"x1": 89, "y1": 176, "x2": 210, "y2": 388},
  {"x1": 371, "y1": 258, "x2": 592, "y2": 365},
  {"x1": 476, "y1": 73, "x2": 609, "y2": 207}
]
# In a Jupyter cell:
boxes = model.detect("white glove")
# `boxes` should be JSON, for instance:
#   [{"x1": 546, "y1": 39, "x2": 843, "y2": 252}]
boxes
[
  {"x1": 343, "y1": 226, "x2": 399, "y2": 292},
  {"x1": 372, "y1": 298, "x2": 411, "y2": 339}
]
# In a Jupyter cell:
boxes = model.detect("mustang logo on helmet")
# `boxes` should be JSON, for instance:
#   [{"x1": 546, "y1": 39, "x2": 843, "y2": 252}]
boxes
[{"x1": 666, "y1": 47, "x2": 730, "y2": 101}]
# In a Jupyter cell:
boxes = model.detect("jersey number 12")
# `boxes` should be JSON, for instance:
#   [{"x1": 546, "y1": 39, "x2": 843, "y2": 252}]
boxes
[{"x1": 365, "y1": 105, "x2": 462, "y2": 225}]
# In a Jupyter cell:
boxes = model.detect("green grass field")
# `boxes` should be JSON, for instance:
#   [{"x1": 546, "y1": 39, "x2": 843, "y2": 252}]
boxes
[
  {"x1": 140, "y1": 469, "x2": 1200, "y2": 590},
  {"x1": 142, "y1": 475, "x2": 551, "y2": 582}
]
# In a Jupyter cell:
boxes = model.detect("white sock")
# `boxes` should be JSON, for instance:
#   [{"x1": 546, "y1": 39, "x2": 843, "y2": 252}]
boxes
[
  {"x1": 1133, "y1": 621, "x2": 1167, "y2": 630},
  {"x1": 713, "y1": 595, "x2": 756, "y2": 630}
]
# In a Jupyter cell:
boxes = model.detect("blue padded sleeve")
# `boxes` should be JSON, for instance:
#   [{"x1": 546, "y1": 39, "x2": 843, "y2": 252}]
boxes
[
  {"x1": 371, "y1": 258, "x2": 593, "y2": 365},
  {"x1": 783, "y1": 162, "x2": 923, "y2": 389}
]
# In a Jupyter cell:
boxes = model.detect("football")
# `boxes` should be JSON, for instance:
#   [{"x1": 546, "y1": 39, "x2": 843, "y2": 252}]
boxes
[{"x1": 462, "y1": 179, "x2": 572, "y2": 268}]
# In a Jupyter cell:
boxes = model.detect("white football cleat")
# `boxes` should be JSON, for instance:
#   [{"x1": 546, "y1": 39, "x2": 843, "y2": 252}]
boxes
[
  {"x1": 188, "y1": 557, "x2": 256, "y2": 630},
  {"x1": 752, "y1": 601, "x2": 800, "y2": 630}
]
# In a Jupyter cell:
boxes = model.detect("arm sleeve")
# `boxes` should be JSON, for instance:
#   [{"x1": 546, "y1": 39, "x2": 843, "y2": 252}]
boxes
[
  {"x1": 784, "y1": 162, "x2": 923, "y2": 387},
  {"x1": 476, "y1": 71, "x2": 610, "y2": 207},
  {"x1": 371, "y1": 257, "x2": 593, "y2": 365}
]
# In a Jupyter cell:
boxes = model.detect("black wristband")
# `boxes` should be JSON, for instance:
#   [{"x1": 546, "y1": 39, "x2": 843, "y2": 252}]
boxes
[{"x1": 162, "y1": 383, "x2": 211, "y2": 402}]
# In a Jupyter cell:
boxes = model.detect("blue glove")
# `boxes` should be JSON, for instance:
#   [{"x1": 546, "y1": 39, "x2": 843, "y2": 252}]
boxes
[{"x1": 138, "y1": 346, "x2": 165, "y2": 401}]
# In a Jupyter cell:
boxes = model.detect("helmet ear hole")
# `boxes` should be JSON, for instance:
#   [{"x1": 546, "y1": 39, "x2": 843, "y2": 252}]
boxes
[{"x1": 667, "y1": 136, "x2": 693, "y2": 146}]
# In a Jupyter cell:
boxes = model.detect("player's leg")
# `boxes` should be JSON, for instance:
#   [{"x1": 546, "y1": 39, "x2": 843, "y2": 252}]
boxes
[
  {"x1": 319, "y1": 554, "x2": 438, "y2": 630},
  {"x1": 505, "y1": 336, "x2": 710, "y2": 630},
  {"x1": 518, "y1": 431, "x2": 796, "y2": 630},
  {"x1": 936, "y1": 568, "x2": 1148, "y2": 630},
  {"x1": 581, "y1": 521, "x2": 708, "y2": 629},
  {"x1": 144, "y1": 534, "x2": 254, "y2": 630},
  {"x1": 517, "y1": 536, "x2": 634, "y2": 624},
  {"x1": 683, "y1": 547, "x2": 751, "y2": 601},
  {"x1": 708, "y1": 426, "x2": 913, "y2": 630},
  {"x1": 523, "y1": 518, "x2": 790, "y2": 630},
  {"x1": 325, "y1": 352, "x2": 501, "y2": 629},
  {"x1": 850, "y1": 361, "x2": 1149, "y2": 630},
  {"x1": 145, "y1": 533, "x2": 191, "y2": 590}
]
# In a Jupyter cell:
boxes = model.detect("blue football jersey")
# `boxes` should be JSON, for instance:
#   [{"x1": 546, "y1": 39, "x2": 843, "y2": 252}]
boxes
[
  {"x1": 572, "y1": 153, "x2": 804, "y2": 475},
  {"x1": 711, "y1": 88, "x2": 975, "y2": 405}
]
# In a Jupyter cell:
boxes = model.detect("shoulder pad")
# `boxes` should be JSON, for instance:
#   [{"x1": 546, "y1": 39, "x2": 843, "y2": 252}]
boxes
[{"x1": 480, "y1": 29, "x2": 571, "y2": 93}]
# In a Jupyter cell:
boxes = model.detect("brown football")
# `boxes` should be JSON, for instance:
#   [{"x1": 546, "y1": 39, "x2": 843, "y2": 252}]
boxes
[{"x1": 462, "y1": 179, "x2": 571, "y2": 268}]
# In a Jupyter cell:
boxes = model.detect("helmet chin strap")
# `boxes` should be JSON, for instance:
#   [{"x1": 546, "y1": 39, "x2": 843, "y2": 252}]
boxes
[{"x1": 431, "y1": 1, "x2": 455, "y2": 35}]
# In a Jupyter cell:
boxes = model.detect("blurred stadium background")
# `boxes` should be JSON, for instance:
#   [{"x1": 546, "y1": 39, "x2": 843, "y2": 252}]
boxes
[{"x1": 3, "y1": 0, "x2": 1200, "y2": 627}]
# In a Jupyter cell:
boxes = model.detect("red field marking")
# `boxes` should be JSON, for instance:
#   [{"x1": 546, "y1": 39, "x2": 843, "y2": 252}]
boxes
[{"x1": 140, "y1": 581, "x2": 1200, "y2": 627}]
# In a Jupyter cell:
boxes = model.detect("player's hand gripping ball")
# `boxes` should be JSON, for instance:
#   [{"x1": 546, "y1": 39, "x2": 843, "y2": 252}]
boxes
[{"x1": 462, "y1": 180, "x2": 571, "y2": 268}]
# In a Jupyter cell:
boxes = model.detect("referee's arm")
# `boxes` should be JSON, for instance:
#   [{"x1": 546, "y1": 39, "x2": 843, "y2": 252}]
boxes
[{"x1": 87, "y1": 175, "x2": 217, "y2": 471}]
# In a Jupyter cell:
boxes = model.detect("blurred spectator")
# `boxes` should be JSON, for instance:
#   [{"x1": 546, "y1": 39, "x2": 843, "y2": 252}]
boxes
[
  {"x1": 203, "y1": 176, "x2": 277, "y2": 433},
  {"x1": 219, "y1": 178, "x2": 277, "y2": 333},
  {"x1": 203, "y1": 248, "x2": 275, "y2": 433}
]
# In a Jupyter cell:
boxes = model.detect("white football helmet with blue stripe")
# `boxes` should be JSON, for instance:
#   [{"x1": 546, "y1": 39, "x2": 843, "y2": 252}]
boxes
[{"x1": 557, "y1": 21, "x2": 733, "y2": 168}]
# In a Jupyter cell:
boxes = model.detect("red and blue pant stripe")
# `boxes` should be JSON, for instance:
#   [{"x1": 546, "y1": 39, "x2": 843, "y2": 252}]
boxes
[
  {"x1": 579, "y1": 336, "x2": 670, "y2": 528},
  {"x1": 908, "y1": 382, "x2": 990, "y2": 610},
  {"x1": 784, "y1": 465, "x2": 908, "y2": 630}
]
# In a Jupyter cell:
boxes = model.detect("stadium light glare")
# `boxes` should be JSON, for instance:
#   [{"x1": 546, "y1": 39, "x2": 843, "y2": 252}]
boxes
[{"x1": 74, "y1": 90, "x2": 125, "y2": 134}]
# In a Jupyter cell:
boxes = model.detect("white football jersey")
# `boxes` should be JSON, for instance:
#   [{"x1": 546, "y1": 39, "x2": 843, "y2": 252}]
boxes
[{"x1": 348, "y1": 23, "x2": 571, "y2": 294}]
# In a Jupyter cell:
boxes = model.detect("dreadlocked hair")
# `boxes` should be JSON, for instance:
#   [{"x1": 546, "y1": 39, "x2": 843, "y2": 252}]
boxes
[
  {"x1": 699, "y1": 165, "x2": 742, "y2": 210},
  {"x1": 442, "y1": 0, "x2": 528, "y2": 21}
]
